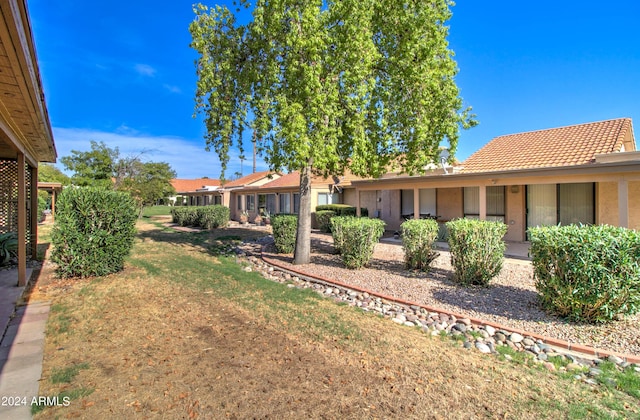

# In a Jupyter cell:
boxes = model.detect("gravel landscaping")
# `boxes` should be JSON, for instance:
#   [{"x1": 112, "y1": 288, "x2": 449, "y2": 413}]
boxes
[{"x1": 262, "y1": 232, "x2": 640, "y2": 357}]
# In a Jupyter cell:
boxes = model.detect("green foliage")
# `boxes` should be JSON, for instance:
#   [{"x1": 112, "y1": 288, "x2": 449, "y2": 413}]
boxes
[
  {"x1": 51, "y1": 187, "x2": 137, "y2": 278},
  {"x1": 142, "y1": 205, "x2": 172, "y2": 217},
  {"x1": 271, "y1": 214, "x2": 298, "y2": 254},
  {"x1": 446, "y1": 219, "x2": 507, "y2": 286},
  {"x1": 529, "y1": 224, "x2": 640, "y2": 323},
  {"x1": 38, "y1": 163, "x2": 71, "y2": 185},
  {"x1": 316, "y1": 204, "x2": 368, "y2": 218},
  {"x1": 401, "y1": 219, "x2": 439, "y2": 270},
  {"x1": 170, "y1": 206, "x2": 229, "y2": 229},
  {"x1": 331, "y1": 217, "x2": 385, "y2": 269},
  {"x1": 0, "y1": 232, "x2": 18, "y2": 265},
  {"x1": 119, "y1": 161, "x2": 177, "y2": 213},
  {"x1": 38, "y1": 190, "x2": 49, "y2": 219},
  {"x1": 315, "y1": 210, "x2": 336, "y2": 233}
]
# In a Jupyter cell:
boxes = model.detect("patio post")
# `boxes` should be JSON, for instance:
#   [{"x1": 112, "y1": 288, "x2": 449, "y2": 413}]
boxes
[
  {"x1": 413, "y1": 188, "x2": 419, "y2": 219},
  {"x1": 479, "y1": 185, "x2": 487, "y2": 220},
  {"x1": 30, "y1": 165, "x2": 38, "y2": 257},
  {"x1": 618, "y1": 180, "x2": 629, "y2": 228},
  {"x1": 17, "y1": 153, "x2": 26, "y2": 286}
]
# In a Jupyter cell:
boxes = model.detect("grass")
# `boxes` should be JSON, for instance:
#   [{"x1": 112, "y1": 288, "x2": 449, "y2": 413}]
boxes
[
  {"x1": 32, "y1": 219, "x2": 640, "y2": 419},
  {"x1": 141, "y1": 205, "x2": 172, "y2": 217}
]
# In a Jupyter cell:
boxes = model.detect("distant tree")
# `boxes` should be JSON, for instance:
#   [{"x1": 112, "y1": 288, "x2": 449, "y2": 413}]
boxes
[
  {"x1": 38, "y1": 163, "x2": 70, "y2": 185},
  {"x1": 60, "y1": 140, "x2": 177, "y2": 215},
  {"x1": 190, "y1": 0, "x2": 476, "y2": 264},
  {"x1": 119, "y1": 161, "x2": 176, "y2": 216}
]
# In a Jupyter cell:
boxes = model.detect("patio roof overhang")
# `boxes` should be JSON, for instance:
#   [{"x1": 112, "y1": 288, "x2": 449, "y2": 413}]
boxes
[
  {"x1": 0, "y1": 0, "x2": 56, "y2": 166},
  {"x1": 352, "y1": 159, "x2": 640, "y2": 191}
]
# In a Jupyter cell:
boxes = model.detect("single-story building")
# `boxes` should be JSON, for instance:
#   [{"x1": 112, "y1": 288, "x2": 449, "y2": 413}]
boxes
[
  {"x1": 169, "y1": 178, "x2": 221, "y2": 206},
  {"x1": 350, "y1": 118, "x2": 638, "y2": 240}
]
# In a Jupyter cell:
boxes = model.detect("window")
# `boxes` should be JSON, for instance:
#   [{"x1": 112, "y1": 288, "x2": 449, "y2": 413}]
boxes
[
  {"x1": 464, "y1": 186, "x2": 505, "y2": 221},
  {"x1": 213, "y1": 195, "x2": 221, "y2": 205},
  {"x1": 293, "y1": 193, "x2": 300, "y2": 214},
  {"x1": 317, "y1": 192, "x2": 340, "y2": 206},
  {"x1": 246, "y1": 194, "x2": 255, "y2": 211},
  {"x1": 279, "y1": 193, "x2": 291, "y2": 214},
  {"x1": 401, "y1": 189, "x2": 436, "y2": 218},
  {"x1": 237, "y1": 195, "x2": 242, "y2": 210}
]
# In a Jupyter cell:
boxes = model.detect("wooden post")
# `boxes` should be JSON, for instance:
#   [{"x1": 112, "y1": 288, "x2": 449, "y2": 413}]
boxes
[
  {"x1": 17, "y1": 153, "x2": 26, "y2": 286},
  {"x1": 30, "y1": 165, "x2": 38, "y2": 258}
]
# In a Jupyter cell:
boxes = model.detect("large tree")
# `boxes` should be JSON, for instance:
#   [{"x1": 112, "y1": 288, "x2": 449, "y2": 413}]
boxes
[
  {"x1": 38, "y1": 163, "x2": 70, "y2": 185},
  {"x1": 190, "y1": 0, "x2": 476, "y2": 264}
]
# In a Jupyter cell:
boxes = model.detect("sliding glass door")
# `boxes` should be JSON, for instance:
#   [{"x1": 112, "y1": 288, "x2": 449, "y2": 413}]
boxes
[{"x1": 527, "y1": 183, "x2": 594, "y2": 232}]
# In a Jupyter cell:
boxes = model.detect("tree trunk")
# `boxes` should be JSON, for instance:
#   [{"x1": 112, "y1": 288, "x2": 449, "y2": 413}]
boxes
[{"x1": 293, "y1": 164, "x2": 312, "y2": 264}]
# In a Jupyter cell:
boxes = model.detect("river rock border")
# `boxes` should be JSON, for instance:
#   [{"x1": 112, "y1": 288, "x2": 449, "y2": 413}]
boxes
[{"x1": 232, "y1": 240, "x2": 640, "y2": 388}]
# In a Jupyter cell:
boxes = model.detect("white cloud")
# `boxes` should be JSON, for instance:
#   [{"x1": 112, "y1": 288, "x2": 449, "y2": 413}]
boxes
[
  {"x1": 134, "y1": 63, "x2": 156, "y2": 77},
  {"x1": 52, "y1": 127, "x2": 228, "y2": 179},
  {"x1": 163, "y1": 84, "x2": 182, "y2": 94}
]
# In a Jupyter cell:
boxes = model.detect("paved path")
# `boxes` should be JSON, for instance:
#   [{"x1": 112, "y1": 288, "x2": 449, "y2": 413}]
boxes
[{"x1": 0, "y1": 300, "x2": 50, "y2": 420}]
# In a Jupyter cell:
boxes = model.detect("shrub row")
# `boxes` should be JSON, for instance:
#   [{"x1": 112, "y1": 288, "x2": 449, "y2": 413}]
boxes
[
  {"x1": 315, "y1": 205, "x2": 369, "y2": 233},
  {"x1": 331, "y1": 217, "x2": 385, "y2": 269},
  {"x1": 171, "y1": 205, "x2": 229, "y2": 229},
  {"x1": 446, "y1": 219, "x2": 507, "y2": 286},
  {"x1": 529, "y1": 224, "x2": 640, "y2": 323},
  {"x1": 51, "y1": 187, "x2": 138, "y2": 278},
  {"x1": 401, "y1": 219, "x2": 439, "y2": 270}
]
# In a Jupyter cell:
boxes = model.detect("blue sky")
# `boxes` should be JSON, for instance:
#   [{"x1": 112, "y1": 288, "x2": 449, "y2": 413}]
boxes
[{"x1": 29, "y1": 1, "x2": 640, "y2": 179}]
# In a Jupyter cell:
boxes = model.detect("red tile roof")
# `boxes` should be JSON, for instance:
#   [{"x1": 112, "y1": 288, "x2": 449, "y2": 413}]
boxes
[
  {"x1": 222, "y1": 170, "x2": 273, "y2": 187},
  {"x1": 462, "y1": 118, "x2": 634, "y2": 173},
  {"x1": 260, "y1": 171, "x2": 300, "y2": 189},
  {"x1": 171, "y1": 178, "x2": 220, "y2": 193}
]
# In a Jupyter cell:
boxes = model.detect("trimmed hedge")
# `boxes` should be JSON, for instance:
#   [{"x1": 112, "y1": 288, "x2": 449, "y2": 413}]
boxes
[
  {"x1": 529, "y1": 224, "x2": 640, "y2": 323},
  {"x1": 401, "y1": 218, "x2": 439, "y2": 270},
  {"x1": 271, "y1": 214, "x2": 298, "y2": 254},
  {"x1": 316, "y1": 204, "x2": 369, "y2": 217},
  {"x1": 171, "y1": 205, "x2": 229, "y2": 229},
  {"x1": 331, "y1": 216, "x2": 385, "y2": 269},
  {"x1": 51, "y1": 187, "x2": 138, "y2": 278},
  {"x1": 446, "y1": 218, "x2": 507, "y2": 286}
]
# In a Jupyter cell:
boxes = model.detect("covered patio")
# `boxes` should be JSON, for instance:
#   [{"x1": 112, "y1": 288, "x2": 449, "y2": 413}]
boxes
[{"x1": 0, "y1": 0, "x2": 57, "y2": 288}]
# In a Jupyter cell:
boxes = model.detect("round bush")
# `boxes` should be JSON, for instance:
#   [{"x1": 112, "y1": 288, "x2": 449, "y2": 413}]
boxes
[
  {"x1": 401, "y1": 218, "x2": 439, "y2": 270},
  {"x1": 331, "y1": 217, "x2": 385, "y2": 269},
  {"x1": 446, "y1": 218, "x2": 507, "y2": 286},
  {"x1": 51, "y1": 187, "x2": 138, "y2": 278},
  {"x1": 530, "y1": 224, "x2": 640, "y2": 323},
  {"x1": 315, "y1": 210, "x2": 336, "y2": 233},
  {"x1": 271, "y1": 214, "x2": 298, "y2": 254}
]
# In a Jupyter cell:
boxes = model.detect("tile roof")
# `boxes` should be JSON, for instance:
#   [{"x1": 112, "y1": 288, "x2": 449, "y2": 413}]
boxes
[
  {"x1": 258, "y1": 169, "x2": 369, "y2": 190},
  {"x1": 259, "y1": 171, "x2": 300, "y2": 189},
  {"x1": 462, "y1": 118, "x2": 634, "y2": 173},
  {"x1": 222, "y1": 170, "x2": 273, "y2": 187},
  {"x1": 171, "y1": 178, "x2": 220, "y2": 193}
]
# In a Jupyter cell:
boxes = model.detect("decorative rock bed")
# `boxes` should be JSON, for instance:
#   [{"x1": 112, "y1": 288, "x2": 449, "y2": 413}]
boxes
[{"x1": 232, "y1": 239, "x2": 640, "y2": 389}]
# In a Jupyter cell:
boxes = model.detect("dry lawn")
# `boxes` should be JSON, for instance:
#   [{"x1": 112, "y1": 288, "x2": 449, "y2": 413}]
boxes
[{"x1": 27, "y1": 219, "x2": 639, "y2": 419}]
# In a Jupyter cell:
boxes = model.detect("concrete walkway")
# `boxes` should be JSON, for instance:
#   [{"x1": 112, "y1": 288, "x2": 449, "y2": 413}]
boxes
[{"x1": 0, "y1": 268, "x2": 50, "y2": 420}]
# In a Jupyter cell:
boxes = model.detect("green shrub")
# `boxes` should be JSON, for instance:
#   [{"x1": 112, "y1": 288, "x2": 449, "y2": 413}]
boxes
[
  {"x1": 196, "y1": 205, "x2": 229, "y2": 229},
  {"x1": 329, "y1": 216, "x2": 350, "y2": 254},
  {"x1": 401, "y1": 218, "x2": 439, "y2": 270},
  {"x1": 446, "y1": 218, "x2": 507, "y2": 286},
  {"x1": 0, "y1": 232, "x2": 17, "y2": 265},
  {"x1": 271, "y1": 214, "x2": 298, "y2": 254},
  {"x1": 316, "y1": 204, "x2": 369, "y2": 217},
  {"x1": 315, "y1": 210, "x2": 336, "y2": 233},
  {"x1": 51, "y1": 187, "x2": 137, "y2": 278},
  {"x1": 529, "y1": 224, "x2": 640, "y2": 323},
  {"x1": 331, "y1": 217, "x2": 385, "y2": 269}
]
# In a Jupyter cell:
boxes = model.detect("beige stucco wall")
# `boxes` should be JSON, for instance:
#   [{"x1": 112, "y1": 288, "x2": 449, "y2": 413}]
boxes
[
  {"x1": 436, "y1": 188, "x2": 463, "y2": 222},
  {"x1": 505, "y1": 185, "x2": 525, "y2": 241},
  {"x1": 630, "y1": 181, "x2": 640, "y2": 230},
  {"x1": 596, "y1": 181, "x2": 640, "y2": 230},
  {"x1": 597, "y1": 182, "x2": 619, "y2": 226}
]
